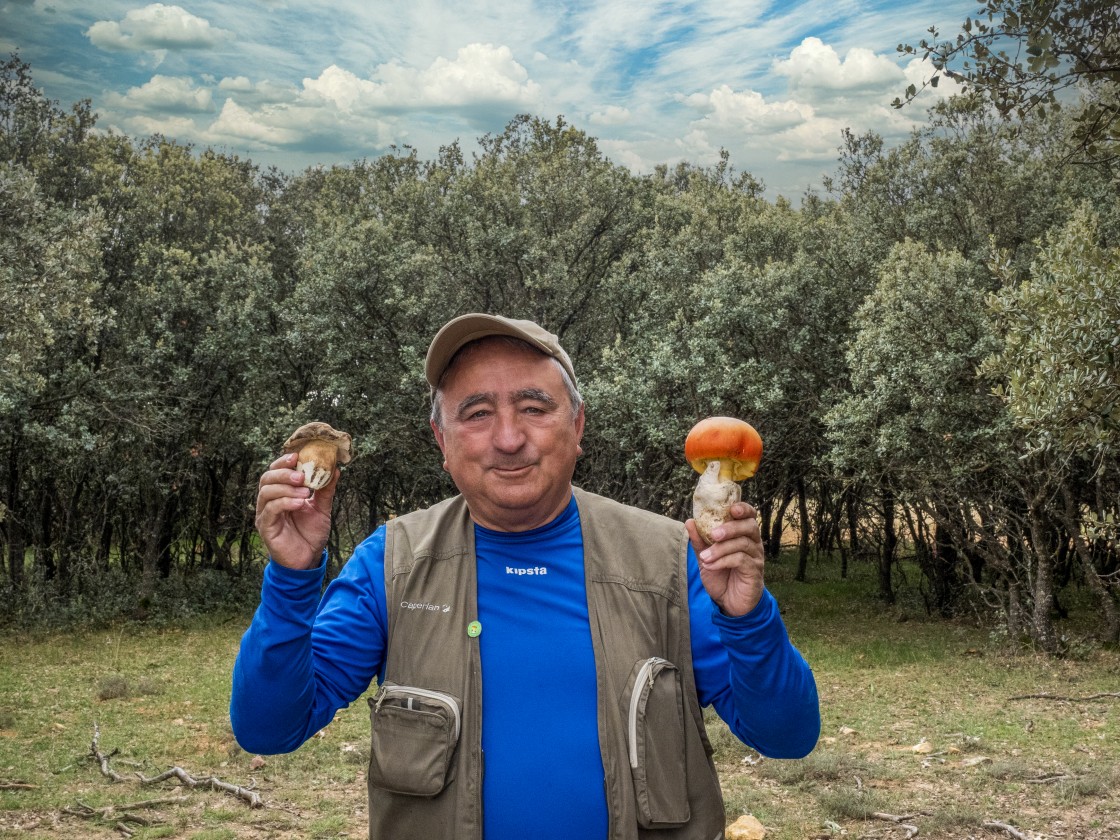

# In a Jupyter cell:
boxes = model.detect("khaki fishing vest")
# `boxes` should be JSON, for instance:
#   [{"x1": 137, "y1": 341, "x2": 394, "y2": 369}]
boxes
[{"x1": 368, "y1": 486, "x2": 726, "y2": 839}]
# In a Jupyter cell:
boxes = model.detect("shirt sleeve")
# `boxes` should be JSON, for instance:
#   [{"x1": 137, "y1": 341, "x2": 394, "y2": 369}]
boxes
[
  {"x1": 688, "y1": 546, "x2": 821, "y2": 759},
  {"x1": 230, "y1": 527, "x2": 389, "y2": 755}
]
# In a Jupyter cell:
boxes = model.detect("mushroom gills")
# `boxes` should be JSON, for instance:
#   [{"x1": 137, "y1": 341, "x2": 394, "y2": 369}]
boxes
[{"x1": 296, "y1": 440, "x2": 339, "y2": 491}]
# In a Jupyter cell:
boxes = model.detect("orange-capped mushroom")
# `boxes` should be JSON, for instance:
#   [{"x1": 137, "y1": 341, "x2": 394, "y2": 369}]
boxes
[{"x1": 685, "y1": 417, "x2": 762, "y2": 543}]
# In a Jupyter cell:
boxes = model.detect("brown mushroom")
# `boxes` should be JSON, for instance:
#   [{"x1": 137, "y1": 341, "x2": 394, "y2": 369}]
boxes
[{"x1": 282, "y1": 422, "x2": 352, "y2": 492}]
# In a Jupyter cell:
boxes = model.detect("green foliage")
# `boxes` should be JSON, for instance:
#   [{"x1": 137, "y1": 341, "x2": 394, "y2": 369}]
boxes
[
  {"x1": 986, "y1": 204, "x2": 1120, "y2": 456},
  {"x1": 826, "y1": 239, "x2": 1006, "y2": 493},
  {"x1": 0, "y1": 56, "x2": 1117, "y2": 647},
  {"x1": 896, "y1": 0, "x2": 1120, "y2": 166}
]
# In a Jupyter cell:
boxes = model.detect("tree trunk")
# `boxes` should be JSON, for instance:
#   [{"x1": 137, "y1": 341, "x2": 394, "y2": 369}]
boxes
[
  {"x1": 880, "y1": 487, "x2": 896, "y2": 604},
  {"x1": 1060, "y1": 484, "x2": 1120, "y2": 644},
  {"x1": 795, "y1": 477, "x2": 811, "y2": 582},
  {"x1": 1026, "y1": 502, "x2": 1059, "y2": 654},
  {"x1": 1006, "y1": 579, "x2": 1023, "y2": 640},
  {"x1": 846, "y1": 486, "x2": 860, "y2": 555},
  {"x1": 36, "y1": 484, "x2": 56, "y2": 580},
  {"x1": 5, "y1": 514, "x2": 25, "y2": 589},
  {"x1": 140, "y1": 492, "x2": 178, "y2": 606},
  {"x1": 59, "y1": 473, "x2": 89, "y2": 587},
  {"x1": 97, "y1": 513, "x2": 113, "y2": 571},
  {"x1": 3, "y1": 430, "x2": 23, "y2": 588},
  {"x1": 766, "y1": 492, "x2": 793, "y2": 558},
  {"x1": 840, "y1": 489, "x2": 858, "y2": 578}
]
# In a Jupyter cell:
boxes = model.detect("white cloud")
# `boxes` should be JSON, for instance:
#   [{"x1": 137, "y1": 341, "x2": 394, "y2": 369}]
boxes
[
  {"x1": 218, "y1": 75, "x2": 253, "y2": 93},
  {"x1": 367, "y1": 43, "x2": 540, "y2": 109},
  {"x1": 682, "y1": 84, "x2": 813, "y2": 134},
  {"x1": 86, "y1": 4, "x2": 232, "y2": 53},
  {"x1": 118, "y1": 112, "x2": 205, "y2": 139},
  {"x1": 597, "y1": 138, "x2": 647, "y2": 172},
  {"x1": 774, "y1": 37, "x2": 902, "y2": 99},
  {"x1": 218, "y1": 76, "x2": 295, "y2": 104},
  {"x1": 105, "y1": 75, "x2": 214, "y2": 113},
  {"x1": 589, "y1": 105, "x2": 631, "y2": 126},
  {"x1": 206, "y1": 98, "x2": 308, "y2": 148},
  {"x1": 771, "y1": 116, "x2": 852, "y2": 162}
]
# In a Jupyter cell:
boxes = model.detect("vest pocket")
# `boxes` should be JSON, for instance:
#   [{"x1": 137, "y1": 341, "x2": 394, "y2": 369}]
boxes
[
  {"x1": 367, "y1": 683, "x2": 461, "y2": 797},
  {"x1": 626, "y1": 656, "x2": 691, "y2": 828}
]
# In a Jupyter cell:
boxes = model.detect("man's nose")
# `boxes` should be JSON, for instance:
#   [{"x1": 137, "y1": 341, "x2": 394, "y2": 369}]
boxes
[{"x1": 492, "y1": 410, "x2": 527, "y2": 451}]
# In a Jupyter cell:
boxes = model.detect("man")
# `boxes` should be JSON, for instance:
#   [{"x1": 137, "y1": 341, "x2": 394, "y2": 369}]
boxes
[{"x1": 232, "y1": 313, "x2": 819, "y2": 839}]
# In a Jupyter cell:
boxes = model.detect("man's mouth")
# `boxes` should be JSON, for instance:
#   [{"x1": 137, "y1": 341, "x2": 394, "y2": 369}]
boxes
[{"x1": 491, "y1": 463, "x2": 533, "y2": 475}]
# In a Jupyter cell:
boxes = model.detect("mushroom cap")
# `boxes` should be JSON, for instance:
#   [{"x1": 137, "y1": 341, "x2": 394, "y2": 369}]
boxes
[
  {"x1": 685, "y1": 416, "x2": 762, "y2": 481},
  {"x1": 282, "y1": 422, "x2": 353, "y2": 465}
]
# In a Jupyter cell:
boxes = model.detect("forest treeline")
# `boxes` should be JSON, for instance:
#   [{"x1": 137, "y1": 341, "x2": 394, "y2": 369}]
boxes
[{"x1": 1, "y1": 52, "x2": 1117, "y2": 650}]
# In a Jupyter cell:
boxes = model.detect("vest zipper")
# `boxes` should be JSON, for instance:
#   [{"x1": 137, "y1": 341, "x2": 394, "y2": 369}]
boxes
[
  {"x1": 628, "y1": 656, "x2": 671, "y2": 768},
  {"x1": 376, "y1": 685, "x2": 462, "y2": 740}
]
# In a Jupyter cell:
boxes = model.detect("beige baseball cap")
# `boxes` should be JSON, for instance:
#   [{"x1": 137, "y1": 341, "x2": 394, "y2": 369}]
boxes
[{"x1": 425, "y1": 313, "x2": 577, "y2": 391}]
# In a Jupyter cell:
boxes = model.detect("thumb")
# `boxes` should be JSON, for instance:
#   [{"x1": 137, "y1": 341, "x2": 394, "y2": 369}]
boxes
[{"x1": 309, "y1": 468, "x2": 342, "y2": 513}]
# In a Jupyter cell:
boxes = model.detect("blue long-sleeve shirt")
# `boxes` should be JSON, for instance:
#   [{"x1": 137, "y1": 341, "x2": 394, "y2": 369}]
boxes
[{"x1": 232, "y1": 495, "x2": 819, "y2": 837}]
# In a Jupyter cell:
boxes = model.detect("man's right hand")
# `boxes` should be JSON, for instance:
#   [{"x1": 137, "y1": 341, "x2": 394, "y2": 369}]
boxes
[{"x1": 255, "y1": 452, "x2": 338, "y2": 570}]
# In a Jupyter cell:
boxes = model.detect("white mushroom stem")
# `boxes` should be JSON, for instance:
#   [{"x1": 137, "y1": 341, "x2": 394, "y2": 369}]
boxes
[{"x1": 693, "y1": 459, "x2": 741, "y2": 544}]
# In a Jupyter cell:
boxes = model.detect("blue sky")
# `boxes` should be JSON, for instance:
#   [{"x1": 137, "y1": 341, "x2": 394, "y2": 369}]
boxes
[{"x1": 3, "y1": 0, "x2": 977, "y2": 199}]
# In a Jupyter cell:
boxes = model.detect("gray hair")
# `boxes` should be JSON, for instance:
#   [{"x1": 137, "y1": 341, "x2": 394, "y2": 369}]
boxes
[{"x1": 430, "y1": 335, "x2": 583, "y2": 429}]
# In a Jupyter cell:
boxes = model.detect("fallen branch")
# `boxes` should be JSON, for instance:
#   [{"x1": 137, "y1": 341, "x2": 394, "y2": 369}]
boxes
[
  {"x1": 139, "y1": 766, "x2": 264, "y2": 809},
  {"x1": 0, "y1": 780, "x2": 38, "y2": 790},
  {"x1": 89, "y1": 723, "x2": 126, "y2": 783},
  {"x1": 1024, "y1": 772, "x2": 1072, "y2": 784},
  {"x1": 982, "y1": 820, "x2": 1031, "y2": 839},
  {"x1": 61, "y1": 796, "x2": 184, "y2": 836},
  {"x1": 871, "y1": 811, "x2": 921, "y2": 838},
  {"x1": 64, "y1": 794, "x2": 189, "y2": 816},
  {"x1": 1009, "y1": 692, "x2": 1120, "y2": 702},
  {"x1": 86, "y1": 724, "x2": 264, "y2": 809}
]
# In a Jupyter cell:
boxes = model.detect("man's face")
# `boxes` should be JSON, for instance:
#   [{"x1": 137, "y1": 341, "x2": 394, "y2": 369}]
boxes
[{"x1": 431, "y1": 338, "x2": 584, "y2": 532}]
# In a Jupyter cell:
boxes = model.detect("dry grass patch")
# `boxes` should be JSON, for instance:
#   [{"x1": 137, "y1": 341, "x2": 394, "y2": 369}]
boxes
[{"x1": 1, "y1": 556, "x2": 1117, "y2": 839}]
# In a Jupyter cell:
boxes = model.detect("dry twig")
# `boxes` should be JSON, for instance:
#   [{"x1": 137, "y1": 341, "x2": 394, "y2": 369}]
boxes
[
  {"x1": 0, "y1": 781, "x2": 38, "y2": 790},
  {"x1": 1024, "y1": 772, "x2": 1072, "y2": 784},
  {"x1": 982, "y1": 820, "x2": 1032, "y2": 839},
  {"x1": 1009, "y1": 691, "x2": 1120, "y2": 702},
  {"x1": 138, "y1": 766, "x2": 264, "y2": 808},
  {"x1": 61, "y1": 796, "x2": 184, "y2": 836},
  {"x1": 89, "y1": 723, "x2": 126, "y2": 783},
  {"x1": 871, "y1": 811, "x2": 921, "y2": 838}
]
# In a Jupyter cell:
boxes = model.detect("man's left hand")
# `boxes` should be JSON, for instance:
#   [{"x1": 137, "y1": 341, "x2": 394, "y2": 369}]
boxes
[{"x1": 686, "y1": 501, "x2": 765, "y2": 617}]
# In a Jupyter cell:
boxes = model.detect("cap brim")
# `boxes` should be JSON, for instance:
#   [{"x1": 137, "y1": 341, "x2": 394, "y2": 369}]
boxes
[{"x1": 425, "y1": 314, "x2": 575, "y2": 390}]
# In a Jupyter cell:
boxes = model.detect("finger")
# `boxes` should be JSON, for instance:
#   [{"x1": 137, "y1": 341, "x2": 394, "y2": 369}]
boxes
[
  {"x1": 259, "y1": 458, "x2": 307, "y2": 494},
  {"x1": 728, "y1": 500, "x2": 758, "y2": 520},
  {"x1": 267, "y1": 451, "x2": 300, "y2": 471},
  {"x1": 708, "y1": 515, "x2": 761, "y2": 545},
  {"x1": 685, "y1": 518, "x2": 710, "y2": 556},
  {"x1": 698, "y1": 526, "x2": 764, "y2": 563},
  {"x1": 255, "y1": 478, "x2": 311, "y2": 518}
]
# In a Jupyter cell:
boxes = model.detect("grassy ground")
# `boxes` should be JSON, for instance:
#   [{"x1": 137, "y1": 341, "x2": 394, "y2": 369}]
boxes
[{"x1": 0, "y1": 555, "x2": 1117, "y2": 839}]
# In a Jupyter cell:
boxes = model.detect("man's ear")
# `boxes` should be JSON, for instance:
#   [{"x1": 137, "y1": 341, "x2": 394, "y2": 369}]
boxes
[{"x1": 430, "y1": 419, "x2": 446, "y2": 455}]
